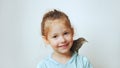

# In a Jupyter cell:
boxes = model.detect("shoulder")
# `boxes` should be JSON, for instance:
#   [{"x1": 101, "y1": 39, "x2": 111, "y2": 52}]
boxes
[
  {"x1": 75, "y1": 54, "x2": 88, "y2": 61},
  {"x1": 37, "y1": 56, "x2": 49, "y2": 68},
  {"x1": 76, "y1": 54, "x2": 93, "y2": 68},
  {"x1": 73, "y1": 53, "x2": 91, "y2": 64},
  {"x1": 37, "y1": 60, "x2": 45, "y2": 68},
  {"x1": 78, "y1": 55, "x2": 89, "y2": 62}
]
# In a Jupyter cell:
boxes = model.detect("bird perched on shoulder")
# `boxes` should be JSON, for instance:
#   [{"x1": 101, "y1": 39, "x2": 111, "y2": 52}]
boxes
[{"x1": 71, "y1": 37, "x2": 88, "y2": 53}]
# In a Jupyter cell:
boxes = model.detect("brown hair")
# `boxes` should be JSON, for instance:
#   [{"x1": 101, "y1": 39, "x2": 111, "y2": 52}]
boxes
[
  {"x1": 41, "y1": 9, "x2": 73, "y2": 37},
  {"x1": 41, "y1": 9, "x2": 85, "y2": 53}
]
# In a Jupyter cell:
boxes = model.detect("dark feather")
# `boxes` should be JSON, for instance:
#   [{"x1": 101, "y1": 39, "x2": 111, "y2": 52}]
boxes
[{"x1": 71, "y1": 37, "x2": 87, "y2": 53}]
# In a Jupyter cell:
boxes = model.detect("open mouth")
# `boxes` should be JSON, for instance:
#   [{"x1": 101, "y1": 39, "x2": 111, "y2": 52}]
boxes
[{"x1": 59, "y1": 44, "x2": 69, "y2": 49}]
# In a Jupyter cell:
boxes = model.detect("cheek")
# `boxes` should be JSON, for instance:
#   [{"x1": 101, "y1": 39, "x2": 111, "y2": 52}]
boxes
[
  {"x1": 69, "y1": 37, "x2": 74, "y2": 46},
  {"x1": 69, "y1": 38, "x2": 73, "y2": 44},
  {"x1": 67, "y1": 35, "x2": 73, "y2": 41},
  {"x1": 49, "y1": 39, "x2": 58, "y2": 47}
]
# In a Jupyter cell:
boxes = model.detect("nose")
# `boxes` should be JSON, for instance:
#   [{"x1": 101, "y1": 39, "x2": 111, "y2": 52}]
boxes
[{"x1": 60, "y1": 36, "x2": 66, "y2": 43}]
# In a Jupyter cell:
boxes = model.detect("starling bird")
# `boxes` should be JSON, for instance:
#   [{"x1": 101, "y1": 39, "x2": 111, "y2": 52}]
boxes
[{"x1": 71, "y1": 37, "x2": 87, "y2": 53}]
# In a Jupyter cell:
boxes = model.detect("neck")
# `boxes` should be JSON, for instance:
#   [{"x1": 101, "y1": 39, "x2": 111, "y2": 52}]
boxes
[{"x1": 52, "y1": 51, "x2": 73, "y2": 64}]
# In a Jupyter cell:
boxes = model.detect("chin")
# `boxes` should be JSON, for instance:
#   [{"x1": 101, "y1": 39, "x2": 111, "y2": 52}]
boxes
[{"x1": 59, "y1": 49, "x2": 70, "y2": 54}]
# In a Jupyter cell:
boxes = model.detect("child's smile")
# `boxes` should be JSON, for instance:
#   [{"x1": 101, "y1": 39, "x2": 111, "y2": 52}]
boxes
[{"x1": 45, "y1": 19, "x2": 74, "y2": 54}]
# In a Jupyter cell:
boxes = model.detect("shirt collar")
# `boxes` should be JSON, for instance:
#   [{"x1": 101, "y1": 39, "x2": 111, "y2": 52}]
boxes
[{"x1": 48, "y1": 52, "x2": 78, "y2": 65}]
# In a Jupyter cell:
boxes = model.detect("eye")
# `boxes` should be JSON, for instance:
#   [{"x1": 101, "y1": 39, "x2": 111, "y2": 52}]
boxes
[
  {"x1": 52, "y1": 35, "x2": 58, "y2": 38},
  {"x1": 64, "y1": 32, "x2": 69, "y2": 35}
]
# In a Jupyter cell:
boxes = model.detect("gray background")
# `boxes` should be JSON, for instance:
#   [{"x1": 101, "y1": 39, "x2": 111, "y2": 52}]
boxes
[{"x1": 0, "y1": 0, "x2": 120, "y2": 68}]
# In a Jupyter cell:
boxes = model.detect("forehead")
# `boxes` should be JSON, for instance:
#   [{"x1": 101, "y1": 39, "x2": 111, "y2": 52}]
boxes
[
  {"x1": 45, "y1": 18, "x2": 70, "y2": 29},
  {"x1": 46, "y1": 18, "x2": 68, "y2": 25},
  {"x1": 46, "y1": 19, "x2": 71, "y2": 34}
]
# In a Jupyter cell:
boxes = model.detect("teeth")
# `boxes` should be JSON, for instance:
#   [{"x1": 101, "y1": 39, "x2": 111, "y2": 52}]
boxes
[
  {"x1": 60, "y1": 45, "x2": 66, "y2": 47},
  {"x1": 60, "y1": 44, "x2": 67, "y2": 46},
  {"x1": 59, "y1": 43, "x2": 68, "y2": 47}
]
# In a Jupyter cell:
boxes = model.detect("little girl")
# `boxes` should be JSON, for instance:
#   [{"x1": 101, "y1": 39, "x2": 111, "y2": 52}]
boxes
[{"x1": 37, "y1": 9, "x2": 93, "y2": 68}]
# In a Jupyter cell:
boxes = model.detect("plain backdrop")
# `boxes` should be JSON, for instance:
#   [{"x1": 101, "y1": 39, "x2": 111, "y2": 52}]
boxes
[{"x1": 0, "y1": 0, "x2": 120, "y2": 68}]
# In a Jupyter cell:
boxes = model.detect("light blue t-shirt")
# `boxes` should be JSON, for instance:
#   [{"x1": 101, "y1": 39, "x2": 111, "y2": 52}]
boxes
[{"x1": 37, "y1": 53, "x2": 93, "y2": 68}]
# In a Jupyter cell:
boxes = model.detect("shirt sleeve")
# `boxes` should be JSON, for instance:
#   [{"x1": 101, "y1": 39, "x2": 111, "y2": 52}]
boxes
[{"x1": 82, "y1": 56, "x2": 93, "y2": 68}]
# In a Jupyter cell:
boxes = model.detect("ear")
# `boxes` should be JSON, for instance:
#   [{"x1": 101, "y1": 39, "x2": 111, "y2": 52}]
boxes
[{"x1": 42, "y1": 36, "x2": 49, "y2": 44}]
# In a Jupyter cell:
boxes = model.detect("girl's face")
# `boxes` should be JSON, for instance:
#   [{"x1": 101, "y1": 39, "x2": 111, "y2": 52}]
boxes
[{"x1": 44, "y1": 19, "x2": 74, "y2": 54}]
